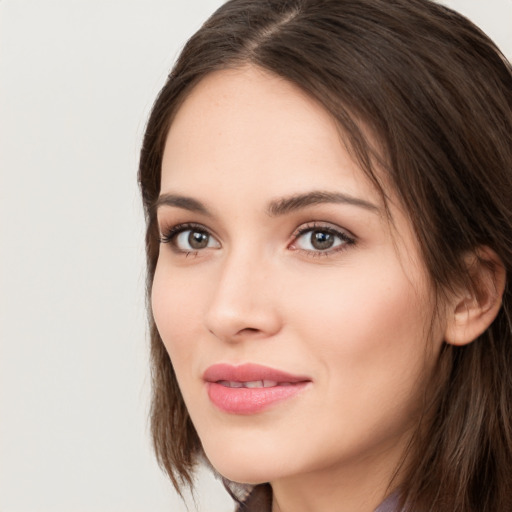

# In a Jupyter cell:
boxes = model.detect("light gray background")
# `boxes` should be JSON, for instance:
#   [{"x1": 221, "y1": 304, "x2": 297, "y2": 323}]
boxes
[{"x1": 0, "y1": 1, "x2": 510, "y2": 511}]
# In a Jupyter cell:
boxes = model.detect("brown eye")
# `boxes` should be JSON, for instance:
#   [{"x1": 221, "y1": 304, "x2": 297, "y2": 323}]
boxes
[
  {"x1": 188, "y1": 230, "x2": 209, "y2": 249},
  {"x1": 169, "y1": 227, "x2": 221, "y2": 252},
  {"x1": 310, "y1": 230, "x2": 335, "y2": 250},
  {"x1": 292, "y1": 224, "x2": 354, "y2": 254}
]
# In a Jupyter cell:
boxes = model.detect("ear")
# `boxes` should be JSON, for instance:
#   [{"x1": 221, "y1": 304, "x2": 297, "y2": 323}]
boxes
[{"x1": 444, "y1": 247, "x2": 506, "y2": 346}]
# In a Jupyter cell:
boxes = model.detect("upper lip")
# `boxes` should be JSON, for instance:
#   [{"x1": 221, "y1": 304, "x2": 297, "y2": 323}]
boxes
[{"x1": 203, "y1": 363, "x2": 311, "y2": 384}]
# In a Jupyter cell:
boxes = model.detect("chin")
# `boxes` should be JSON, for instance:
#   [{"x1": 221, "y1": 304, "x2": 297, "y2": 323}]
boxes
[
  {"x1": 203, "y1": 443, "x2": 286, "y2": 485},
  {"x1": 206, "y1": 454, "x2": 275, "y2": 485}
]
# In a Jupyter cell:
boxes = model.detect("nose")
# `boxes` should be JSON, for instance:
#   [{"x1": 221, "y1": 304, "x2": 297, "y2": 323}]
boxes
[{"x1": 204, "y1": 248, "x2": 282, "y2": 343}]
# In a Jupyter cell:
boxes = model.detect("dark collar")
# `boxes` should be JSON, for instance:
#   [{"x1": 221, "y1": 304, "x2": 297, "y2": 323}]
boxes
[
  {"x1": 236, "y1": 484, "x2": 400, "y2": 512},
  {"x1": 236, "y1": 484, "x2": 272, "y2": 512}
]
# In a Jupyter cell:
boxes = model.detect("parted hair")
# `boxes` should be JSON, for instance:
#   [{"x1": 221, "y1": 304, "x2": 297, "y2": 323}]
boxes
[{"x1": 138, "y1": 0, "x2": 512, "y2": 510}]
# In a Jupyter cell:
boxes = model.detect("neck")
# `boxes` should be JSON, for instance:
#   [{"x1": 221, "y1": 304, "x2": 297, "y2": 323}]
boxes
[{"x1": 270, "y1": 436, "x2": 408, "y2": 512}]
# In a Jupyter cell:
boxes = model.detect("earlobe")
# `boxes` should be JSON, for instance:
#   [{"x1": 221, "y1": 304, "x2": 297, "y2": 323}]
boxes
[{"x1": 444, "y1": 247, "x2": 506, "y2": 346}]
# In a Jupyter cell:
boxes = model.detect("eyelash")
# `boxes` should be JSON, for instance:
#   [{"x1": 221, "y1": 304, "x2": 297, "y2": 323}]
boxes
[
  {"x1": 158, "y1": 221, "x2": 356, "y2": 257},
  {"x1": 289, "y1": 222, "x2": 355, "y2": 257},
  {"x1": 159, "y1": 222, "x2": 214, "y2": 257}
]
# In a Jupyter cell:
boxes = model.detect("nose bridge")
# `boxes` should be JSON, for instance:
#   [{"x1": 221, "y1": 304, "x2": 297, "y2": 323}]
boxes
[{"x1": 204, "y1": 243, "x2": 280, "y2": 341}]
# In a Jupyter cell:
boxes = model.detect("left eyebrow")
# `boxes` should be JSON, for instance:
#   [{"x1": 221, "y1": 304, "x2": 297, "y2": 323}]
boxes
[{"x1": 266, "y1": 190, "x2": 379, "y2": 216}]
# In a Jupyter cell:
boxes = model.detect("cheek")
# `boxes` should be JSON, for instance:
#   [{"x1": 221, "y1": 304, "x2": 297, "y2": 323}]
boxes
[
  {"x1": 151, "y1": 264, "x2": 204, "y2": 365},
  {"x1": 285, "y1": 255, "x2": 436, "y2": 388},
  {"x1": 275, "y1": 261, "x2": 438, "y2": 457}
]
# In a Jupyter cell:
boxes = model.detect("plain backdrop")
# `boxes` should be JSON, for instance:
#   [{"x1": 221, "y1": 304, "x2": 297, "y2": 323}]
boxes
[{"x1": 0, "y1": 1, "x2": 510, "y2": 511}]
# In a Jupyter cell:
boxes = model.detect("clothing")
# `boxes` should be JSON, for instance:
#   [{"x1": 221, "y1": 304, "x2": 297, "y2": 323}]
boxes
[{"x1": 235, "y1": 484, "x2": 400, "y2": 512}]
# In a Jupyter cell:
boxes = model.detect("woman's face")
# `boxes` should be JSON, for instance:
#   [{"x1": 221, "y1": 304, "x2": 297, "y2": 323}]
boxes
[{"x1": 152, "y1": 66, "x2": 446, "y2": 487}]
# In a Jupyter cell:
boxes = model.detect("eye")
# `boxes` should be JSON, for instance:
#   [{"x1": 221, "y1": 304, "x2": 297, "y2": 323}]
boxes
[
  {"x1": 160, "y1": 223, "x2": 220, "y2": 253},
  {"x1": 290, "y1": 223, "x2": 355, "y2": 254}
]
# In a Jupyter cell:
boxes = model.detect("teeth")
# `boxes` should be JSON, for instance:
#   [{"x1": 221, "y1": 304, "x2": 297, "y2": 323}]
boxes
[
  {"x1": 219, "y1": 381, "x2": 243, "y2": 388},
  {"x1": 244, "y1": 380, "x2": 263, "y2": 388},
  {"x1": 218, "y1": 380, "x2": 282, "y2": 388}
]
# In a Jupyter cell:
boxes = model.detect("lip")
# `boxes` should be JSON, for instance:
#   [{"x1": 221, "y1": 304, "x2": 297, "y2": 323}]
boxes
[{"x1": 203, "y1": 363, "x2": 311, "y2": 414}]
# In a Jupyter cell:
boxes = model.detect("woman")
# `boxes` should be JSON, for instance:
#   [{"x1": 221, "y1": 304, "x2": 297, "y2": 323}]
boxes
[{"x1": 138, "y1": 0, "x2": 512, "y2": 510}]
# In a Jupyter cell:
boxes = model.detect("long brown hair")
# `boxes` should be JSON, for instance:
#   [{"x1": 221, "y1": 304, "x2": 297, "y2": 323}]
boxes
[{"x1": 139, "y1": 0, "x2": 512, "y2": 509}]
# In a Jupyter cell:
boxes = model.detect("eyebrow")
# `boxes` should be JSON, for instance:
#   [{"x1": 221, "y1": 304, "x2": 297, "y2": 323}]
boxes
[
  {"x1": 154, "y1": 190, "x2": 379, "y2": 217},
  {"x1": 266, "y1": 191, "x2": 379, "y2": 216},
  {"x1": 154, "y1": 193, "x2": 212, "y2": 216}
]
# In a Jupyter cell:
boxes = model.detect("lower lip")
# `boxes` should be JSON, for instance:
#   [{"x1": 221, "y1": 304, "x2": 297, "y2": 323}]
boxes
[{"x1": 207, "y1": 382, "x2": 309, "y2": 414}]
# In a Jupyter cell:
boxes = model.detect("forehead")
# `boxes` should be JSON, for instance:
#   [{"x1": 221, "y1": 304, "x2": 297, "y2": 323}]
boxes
[{"x1": 161, "y1": 66, "x2": 382, "y2": 207}]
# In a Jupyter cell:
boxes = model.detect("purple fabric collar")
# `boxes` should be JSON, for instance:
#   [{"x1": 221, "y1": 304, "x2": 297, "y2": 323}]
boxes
[{"x1": 374, "y1": 492, "x2": 400, "y2": 512}]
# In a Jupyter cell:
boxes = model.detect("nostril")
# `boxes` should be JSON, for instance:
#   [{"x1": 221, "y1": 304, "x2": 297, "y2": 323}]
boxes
[{"x1": 238, "y1": 327, "x2": 260, "y2": 335}]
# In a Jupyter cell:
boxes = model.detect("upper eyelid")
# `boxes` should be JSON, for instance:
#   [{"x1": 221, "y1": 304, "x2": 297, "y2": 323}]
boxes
[
  {"x1": 158, "y1": 222, "x2": 219, "y2": 244},
  {"x1": 159, "y1": 221, "x2": 214, "y2": 236},
  {"x1": 291, "y1": 221, "x2": 356, "y2": 240}
]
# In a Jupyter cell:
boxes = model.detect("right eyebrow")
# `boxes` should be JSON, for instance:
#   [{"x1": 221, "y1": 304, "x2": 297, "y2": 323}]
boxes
[
  {"x1": 267, "y1": 190, "x2": 380, "y2": 216},
  {"x1": 154, "y1": 193, "x2": 212, "y2": 216}
]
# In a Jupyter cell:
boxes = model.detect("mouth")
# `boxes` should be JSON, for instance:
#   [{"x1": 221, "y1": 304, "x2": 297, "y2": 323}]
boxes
[
  {"x1": 217, "y1": 380, "x2": 296, "y2": 388},
  {"x1": 203, "y1": 363, "x2": 311, "y2": 414}
]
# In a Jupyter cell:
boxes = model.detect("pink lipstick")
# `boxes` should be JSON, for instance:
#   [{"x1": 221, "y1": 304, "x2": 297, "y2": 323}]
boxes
[{"x1": 203, "y1": 363, "x2": 311, "y2": 414}]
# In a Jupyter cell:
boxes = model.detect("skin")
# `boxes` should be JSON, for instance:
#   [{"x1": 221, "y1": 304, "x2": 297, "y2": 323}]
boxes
[{"x1": 152, "y1": 66, "x2": 450, "y2": 512}]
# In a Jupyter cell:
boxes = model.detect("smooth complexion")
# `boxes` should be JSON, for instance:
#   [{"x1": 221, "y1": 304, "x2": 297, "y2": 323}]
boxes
[{"x1": 152, "y1": 66, "x2": 450, "y2": 512}]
